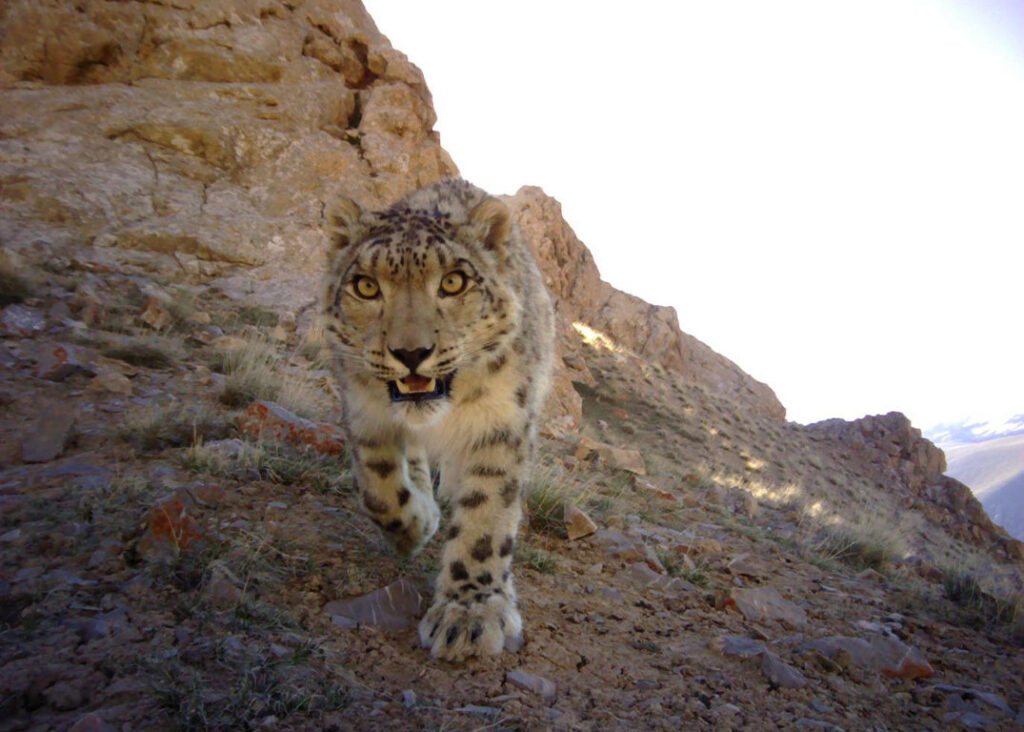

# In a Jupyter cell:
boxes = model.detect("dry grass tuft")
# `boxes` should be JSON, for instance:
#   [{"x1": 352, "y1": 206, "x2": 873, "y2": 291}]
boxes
[
  {"x1": 810, "y1": 519, "x2": 904, "y2": 571},
  {"x1": 515, "y1": 543, "x2": 559, "y2": 573},
  {"x1": 939, "y1": 568, "x2": 1024, "y2": 640},
  {"x1": 180, "y1": 438, "x2": 347, "y2": 494},
  {"x1": 0, "y1": 254, "x2": 33, "y2": 305},
  {"x1": 102, "y1": 336, "x2": 180, "y2": 369},
  {"x1": 526, "y1": 477, "x2": 572, "y2": 537},
  {"x1": 120, "y1": 403, "x2": 234, "y2": 452},
  {"x1": 163, "y1": 286, "x2": 201, "y2": 330},
  {"x1": 208, "y1": 336, "x2": 328, "y2": 419},
  {"x1": 524, "y1": 461, "x2": 605, "y2": 538}
]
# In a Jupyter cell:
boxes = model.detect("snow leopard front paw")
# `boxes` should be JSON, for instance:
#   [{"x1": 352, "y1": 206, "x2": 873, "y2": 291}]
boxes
[
  {"x1": 418, "y1": 592, "x2": 523, "y2": 660},
  {"x1": 368, "y1": 487, "x2": 440, "y2": 556}
]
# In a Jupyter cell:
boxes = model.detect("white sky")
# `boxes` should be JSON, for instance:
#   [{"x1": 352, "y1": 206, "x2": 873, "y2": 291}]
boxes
[{"x1": 363, "y1": 0, "x2": 1024, "y2": 428}]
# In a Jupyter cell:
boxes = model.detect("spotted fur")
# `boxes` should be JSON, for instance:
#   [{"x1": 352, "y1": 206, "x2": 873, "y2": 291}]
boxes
[{"x1": 321, "y1": 179, "x2": 555, "y2": 661}]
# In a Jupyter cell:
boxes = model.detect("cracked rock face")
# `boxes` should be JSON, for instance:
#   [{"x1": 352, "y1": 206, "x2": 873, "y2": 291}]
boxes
[
  {"x1": 0, "y1": 0, "x2": 457, "y2": 308},
  {"x1": 0, "y1": 1, "x2": 788, "y2": 433}
]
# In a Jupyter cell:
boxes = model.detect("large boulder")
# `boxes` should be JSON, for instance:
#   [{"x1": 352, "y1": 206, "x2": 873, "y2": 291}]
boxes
[{"x1": 0, "y1": 0, "x2": 456, "y2": 307}]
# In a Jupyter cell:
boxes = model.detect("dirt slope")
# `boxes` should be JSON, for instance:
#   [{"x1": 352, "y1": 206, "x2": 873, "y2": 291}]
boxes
[{"x1": 1, "y1": 252, "x2": 1022, "y2": 731}]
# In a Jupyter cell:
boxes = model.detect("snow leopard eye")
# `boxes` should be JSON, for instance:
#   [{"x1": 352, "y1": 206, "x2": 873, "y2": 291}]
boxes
[
  {"x1": 439, "y1": 271, "x2": 468, "y2": 296},
  {"x1": 353, "y1": 275, "x2": 380, "y2": 299}
]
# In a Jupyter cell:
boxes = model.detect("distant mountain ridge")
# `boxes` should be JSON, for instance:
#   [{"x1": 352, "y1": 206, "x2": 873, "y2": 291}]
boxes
[
  {"x1": 927, "y1": 417, "x2": 1024, "y2": 541},
  {"x1": 925, "y1": 414, "x2": 1024, "y2": 447}
]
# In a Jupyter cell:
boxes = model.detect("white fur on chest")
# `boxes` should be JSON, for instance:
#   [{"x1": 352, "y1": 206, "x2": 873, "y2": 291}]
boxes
[{"x1": 419, "y1": 354, "x2": 524, "y2": 458}]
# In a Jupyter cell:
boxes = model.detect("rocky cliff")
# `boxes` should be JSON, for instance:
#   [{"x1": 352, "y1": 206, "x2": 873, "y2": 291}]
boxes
[
  {"x1": 0, "y1": 0, "x2": 456, "y2": 305},
  {"x1": 0, "y1": 0, "x2": 785, "y2": 430},
  {"x1": 806, "y1": 412, "x2": 1023, "y2": 567},
  {"x1": 508, "y1": 186, "x2": 786, "y2": 425}
]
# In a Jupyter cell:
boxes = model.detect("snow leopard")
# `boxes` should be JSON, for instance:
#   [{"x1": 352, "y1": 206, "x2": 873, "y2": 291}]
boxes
[{"x1": 322, "y1": 178, "x2": 554, "y2": 660}]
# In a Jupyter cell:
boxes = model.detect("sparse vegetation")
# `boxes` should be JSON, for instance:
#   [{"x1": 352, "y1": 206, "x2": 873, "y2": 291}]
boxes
[
  {"x1": 680, "y1": 564, "x2": 712, "y2": 588},
  {"x1": 101, "y1": 336, "x2": 180, "y2": 369},
  {"x1": 78, "y1": 474, "x2": 151, "y2": 520},
  {"x1": 148, "y1": 540, "x2": 230, "y2": 593},
  {"x1": 296, "y1": 321, "x2": 330, "y2": 365},
  {"x1": 657, "y1": 548, "x2": 713, "y2": 587},
  {"x1": 940, "y1": 568, "x2": 1024, "y2": 639},
  {"x1": 180, "y1": 438, "x2": 348, "y2": 493},
  {"x1": 586, "y1": 495, "x2": 616, "y2": 517},
  {"x1": 810, "y1": 521, "x2": 904, "y2": 572},
  {"x1": 164, "y1": 286, "x2": 200, "y2": 327},
  {"x1": 516, "y1": 543, "x2": 559, "y2": 573},
  {"x1": 218, "y1": 303, "x2": 281, "y2": 329},
  {"x1": 525, "y1": 476, "x2": 571, "y2": 537},
  {"x1": 0, "y1": 255, "x2": 33, "y2": 305},
  {"x1": 656, "y1": 548, "x2": 684, "y2": 577},
  {"x1": 152, "y1": 652, "x2": 352, "y2": 730},
  {"x1": 120, "y1": 402, "x2": 234, "y2": 452},
  {"x1": 207, "y1": 336, "x2": 327, "y2": 418}
]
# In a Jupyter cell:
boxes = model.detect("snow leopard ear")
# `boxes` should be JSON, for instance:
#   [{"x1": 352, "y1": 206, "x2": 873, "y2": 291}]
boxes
[
  {"x1": 464, "y1": 197, "x2": 512, "y2": 258},
  {"x1": 324, "y1": 197, "x2": 366, "y2": 251}
]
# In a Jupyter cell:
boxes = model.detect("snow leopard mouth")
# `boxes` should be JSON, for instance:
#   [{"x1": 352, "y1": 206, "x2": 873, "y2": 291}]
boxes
[{"x1": 387, "y1": 372, "x2": 455, "y2": 403}]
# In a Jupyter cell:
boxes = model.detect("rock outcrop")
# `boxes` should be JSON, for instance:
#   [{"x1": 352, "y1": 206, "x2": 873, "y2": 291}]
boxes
[
  {"x1": 0, "y1": 0, "x2": 456, "y2": 306},
  {"x1": 809, "y1": 412, "x2": 1024, "y2": 565},
  {"x1": 508, "y1": 187, "x2": 786, "y2": 424}
]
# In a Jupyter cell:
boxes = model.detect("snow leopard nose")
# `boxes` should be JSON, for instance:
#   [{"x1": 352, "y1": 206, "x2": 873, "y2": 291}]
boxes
[{"x1": 389, "y1": 345, "x2": 434, "y2": 372}]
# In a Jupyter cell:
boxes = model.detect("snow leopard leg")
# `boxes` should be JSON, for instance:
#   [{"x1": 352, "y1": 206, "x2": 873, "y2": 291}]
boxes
[
  {"x1": 418, "y1": 418, "x2": 529, "y2": 659},
  {"x1": 352, "y1": 429, "x2": 439, "y2": 556}
]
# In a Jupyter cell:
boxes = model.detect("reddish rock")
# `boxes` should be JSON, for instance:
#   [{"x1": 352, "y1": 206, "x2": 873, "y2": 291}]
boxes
[
  {"x1": 236, "y1": 401, "x2": 345, "y2": 456},
  {"x1": 726, "y1": 553, "x2": 765, "y2": 578},
  {"x1": 797, "y1": 635, "x2": 934, "y2": 679},
  {"x1": 672, "y1": 537, "x2": 723, "y2": 557},
  {"x1": 590, "y1": 529, "x2": 664, "y2": 571},
  {"x1": 136, "y1": 493, "x2": 204, "y2": 558},
  {"x1": 33, "y1": 343, "x2": 96, "y2": 380},
  {"x1": 540, "y1": 413, "x2": 578, "y2": 440},
  {"x1": 589, "y1": 528, "x2": 634, "y2": 556},
  {"x1": 86, "y1": 369, "x2": 133, "y2": 395},
  {"x1": 880, "y1": 643, "x2": 935, "y2": 680},
  {"x1": 619, "y1": 561, "x2": 667, "y2": 589},
  {"x1": 574, "y1": 437, "x2": 646, "y2": 475}
]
